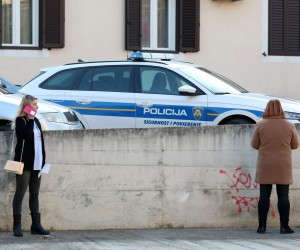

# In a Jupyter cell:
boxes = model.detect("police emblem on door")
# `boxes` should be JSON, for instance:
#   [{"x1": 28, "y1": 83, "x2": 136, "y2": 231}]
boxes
[{"x1": 193, "y1": 107, "x2": 203, "y2": 120}]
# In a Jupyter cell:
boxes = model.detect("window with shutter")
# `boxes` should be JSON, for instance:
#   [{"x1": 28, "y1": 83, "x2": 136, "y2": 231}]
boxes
[
  {"x1": 125, "y1": 0, "x2": 200, "y2": 52},
  {"x1": 42, "y1": 0, "x2": 65, "y2": 48},
  {"x1": 269, "y1": 0, "x2": 300, "y2": 56},
  {"x1": 0, "y1": 0, "x2": 64, "y2": 49}
]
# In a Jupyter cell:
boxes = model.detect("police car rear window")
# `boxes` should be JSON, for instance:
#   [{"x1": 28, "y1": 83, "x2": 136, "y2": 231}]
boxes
[{"x1": 39, "y1": 69, "x2": 79, "y2": 90}]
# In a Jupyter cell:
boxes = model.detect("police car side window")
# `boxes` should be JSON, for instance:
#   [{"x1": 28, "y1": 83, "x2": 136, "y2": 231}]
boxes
[
  {"x1": 139, "y1": 67, "x2": 192, "y2": 95},
  {"x1": 40, "y1": 69, "x2": 78, "y2": 90},
  {"x1": 75, "y1": 66, "x2": 134, "y2": 92},
  {"x1": 77, "y1": 68, "x2": 93, "y2": 91}
]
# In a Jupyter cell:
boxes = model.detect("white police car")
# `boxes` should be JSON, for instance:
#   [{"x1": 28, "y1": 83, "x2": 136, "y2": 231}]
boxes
[{"x1": 19, "y1": 52, "x2": 300, "y2": 129}]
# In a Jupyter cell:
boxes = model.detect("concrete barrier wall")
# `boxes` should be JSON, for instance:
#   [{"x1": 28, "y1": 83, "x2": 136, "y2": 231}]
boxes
[{"x1": 1, "y1": 125, "x2": 300, "y2": 230}]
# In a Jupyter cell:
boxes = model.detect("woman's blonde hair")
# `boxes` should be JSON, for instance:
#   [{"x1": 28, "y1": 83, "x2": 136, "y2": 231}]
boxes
[
  {"x1": 11, "y1": 95, "x2": 37, "y2": 129},
  {"x1": 263, "y1": 99, "x2": 285, "y2": 118}
]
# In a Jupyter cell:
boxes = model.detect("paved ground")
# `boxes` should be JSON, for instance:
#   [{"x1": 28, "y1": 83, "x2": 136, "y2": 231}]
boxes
[{"x1": 0, "y1": 228, "x2": 300, "y2": 249}]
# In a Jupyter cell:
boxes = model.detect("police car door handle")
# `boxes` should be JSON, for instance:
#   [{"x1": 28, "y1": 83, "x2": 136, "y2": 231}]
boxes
[
  {"x1": 136, "y1": 102, "x2": 153, "y2": 108},
  {"x1": 76, "y1": 99, "x2": 91, "y2": 105}
]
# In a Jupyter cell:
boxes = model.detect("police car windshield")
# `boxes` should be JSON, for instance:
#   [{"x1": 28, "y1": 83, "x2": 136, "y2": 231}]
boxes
[{"x1": 178, "y1": 67, "x2": 249, "y2": 94}]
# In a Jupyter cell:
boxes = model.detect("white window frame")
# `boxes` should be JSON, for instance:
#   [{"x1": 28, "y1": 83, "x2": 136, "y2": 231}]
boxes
[
  {"x1": 142, "y1": 0, "x2": 176, "y2": 51},
  {"x1": 3, "y1": 0, "x2": 39, "y2": 47}
]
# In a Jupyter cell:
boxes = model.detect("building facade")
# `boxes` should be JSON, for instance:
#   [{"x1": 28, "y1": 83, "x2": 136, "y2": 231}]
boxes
[{"x1": 1, "y1": 0, "x2": 300, "y2": 100}]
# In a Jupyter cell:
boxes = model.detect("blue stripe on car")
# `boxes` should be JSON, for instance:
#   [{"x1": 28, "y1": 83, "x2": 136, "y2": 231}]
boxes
[{"x1": 47, "y1": 100, "x2": 263, "y2": 121}]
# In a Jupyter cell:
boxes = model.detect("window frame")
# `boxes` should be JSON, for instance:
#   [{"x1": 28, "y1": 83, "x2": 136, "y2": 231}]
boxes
[
  {"x1": 125, "y1": 0, "x2": 200, "y2": 53},
  {"x1": 1, "y1": 0, "x2": 39, "y2": 47},
  {"x1": 141, "y1": 0, "x2": 176, "y2": 51}
]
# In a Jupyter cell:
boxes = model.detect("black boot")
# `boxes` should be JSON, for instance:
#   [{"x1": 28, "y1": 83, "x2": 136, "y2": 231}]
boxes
[
  {"x1": 257, "y1": 220, "x2": 266, "y2": 234},
  {"x1": 13, "y1": 214, "x2": 23, "y2": 237},
  {"x1": 257, "y1": 192, "x2": 269, "y2": 234},
  {"x1": 280, "y1": 221, "x2": 294, "y2": 234},
  {"x1": 30, "y1": 213, "x2": 50, "y2": 235}
]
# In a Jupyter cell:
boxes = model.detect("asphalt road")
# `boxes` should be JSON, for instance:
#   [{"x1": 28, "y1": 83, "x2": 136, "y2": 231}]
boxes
[{"x1": 0, "y1": 228, "x2": 300, "y2": 249}]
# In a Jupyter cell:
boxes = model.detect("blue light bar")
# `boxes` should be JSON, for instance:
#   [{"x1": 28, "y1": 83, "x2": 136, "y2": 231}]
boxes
[{"x1": 129, "y1": 52, "x2": 174, "y2": 60}]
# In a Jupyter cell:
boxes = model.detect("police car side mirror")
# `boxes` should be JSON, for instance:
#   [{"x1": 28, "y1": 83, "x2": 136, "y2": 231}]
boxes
[{"x1": 178, "y1": 85, "x2": 199, "y2": 96}]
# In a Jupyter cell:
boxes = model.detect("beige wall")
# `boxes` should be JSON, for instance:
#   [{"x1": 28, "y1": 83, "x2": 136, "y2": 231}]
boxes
[
  {"x1": 1, "y1": 0, "x2": 300, "y2": 99},
  {"x1": 1, "y1": 125, "x2": 300, "y2": 230}
]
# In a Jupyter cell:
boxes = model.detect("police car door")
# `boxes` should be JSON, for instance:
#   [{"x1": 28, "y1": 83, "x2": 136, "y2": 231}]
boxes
[
  {"x1": 70, "y1": 65, "x2": 136, "y2": 129},
  {"x1": 135, "y1": 66, "x2": 208, "y2": 128}
]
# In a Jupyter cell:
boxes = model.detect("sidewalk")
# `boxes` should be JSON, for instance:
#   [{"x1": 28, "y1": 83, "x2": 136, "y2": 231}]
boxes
[{"x1": 0, "y1": 228, "x2": 299, "y2": 249}]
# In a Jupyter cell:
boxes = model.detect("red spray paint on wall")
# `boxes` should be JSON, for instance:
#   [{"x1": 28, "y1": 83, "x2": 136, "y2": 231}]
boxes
[{"x1": 220, "y1": 167, "x2": 276, "y2": 217}]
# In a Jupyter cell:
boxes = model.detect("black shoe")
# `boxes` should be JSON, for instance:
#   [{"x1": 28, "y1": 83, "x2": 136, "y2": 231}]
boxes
[
  {"x1": 257, "y1": 220, "x2": 266, "y2": 234},
  {"x1": 31, "y1": 223, "x2": 50, "y2": 235},
  {"x1": 30, "y1": 213, "x2": 50, "y2": 235},
  {"x1": 257, "y1": 225, "x2": 266, "y2": 234},
  {"x1": 280, "y1": 225, "x2": 294, "y2": 234},
  {"x1": 13, "y1": 214, "x2": 23, "y2": 237},
  {"x1": 13, "y1": 224, "x2": 23, "y2": 237}
]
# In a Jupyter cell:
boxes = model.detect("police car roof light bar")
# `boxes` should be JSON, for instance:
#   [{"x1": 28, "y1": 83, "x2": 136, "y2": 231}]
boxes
[{"x1": 129, "y1": 52, "x2": 174, "y2": 61}]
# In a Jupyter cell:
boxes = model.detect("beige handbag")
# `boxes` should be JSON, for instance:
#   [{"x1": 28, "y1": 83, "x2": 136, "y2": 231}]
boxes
[
  {"x1": 4, "y1": 160, "x2": 24, "y2": 175},
  {"x1": 4, "y1": 128, "x2": 25, "y2": 175}
]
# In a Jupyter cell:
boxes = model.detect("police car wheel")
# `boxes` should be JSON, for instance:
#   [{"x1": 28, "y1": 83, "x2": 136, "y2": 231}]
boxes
[{"x1": 225, "y1": 118, "x2": 254, "y2": 125}]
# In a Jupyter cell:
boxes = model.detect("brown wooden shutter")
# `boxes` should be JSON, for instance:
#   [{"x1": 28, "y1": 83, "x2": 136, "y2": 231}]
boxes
[
  {"x1": 287, "y1": 0, "x2": 300, "y2": 55},
  {"x1": 177, "y1": 0, "x2": 200, "y2": 52},
  {"x1": 125, "y1": 0, "x2": 141, "y2": 51},
  {"x1": 42, "y1": 0, "x2": 65, "y2": 48},
  {"x1": 269, "y1": 0, "x2": 300, "y2": 56}
]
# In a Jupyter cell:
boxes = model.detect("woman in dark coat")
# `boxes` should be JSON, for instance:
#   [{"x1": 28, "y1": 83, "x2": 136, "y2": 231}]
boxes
[
  {"x1": 251, "y1": 99, "x2": 299, "y2": 234},
  {"x1": 12, "y1": 95, "x2": 50, "y2": 237}
]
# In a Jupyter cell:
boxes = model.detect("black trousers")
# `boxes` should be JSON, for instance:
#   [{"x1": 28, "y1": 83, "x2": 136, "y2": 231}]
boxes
[
  {"x1": 13, "y1": 171, "x2": 41, "y2": 215},
  {"x1": 258, "y1": 184, "x2": 290, "y2": 223}
]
